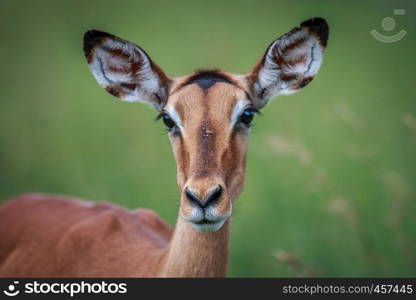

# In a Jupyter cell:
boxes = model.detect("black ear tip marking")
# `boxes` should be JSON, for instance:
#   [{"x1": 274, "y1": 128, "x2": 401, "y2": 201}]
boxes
[
  {"x1": 83, "y1": 30, "x2": 114, "y2": 58},
  {"x1": 300, "y1": 17, "x2": 329, "y2": 48}
]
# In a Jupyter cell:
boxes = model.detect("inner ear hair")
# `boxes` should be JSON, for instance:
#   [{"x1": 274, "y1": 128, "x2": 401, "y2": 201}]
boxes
[
  {"x1": 83, "y1": 30, "x2": 171, "y2": 110},
  {"x1": 249, "y1": 17, "x2": 329, "y2": 108}
]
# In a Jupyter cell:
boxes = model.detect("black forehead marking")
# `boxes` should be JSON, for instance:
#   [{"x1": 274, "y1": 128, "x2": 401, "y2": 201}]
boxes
[{"x1": 181, "y1": 70, "x2": 233, "y2": 90}]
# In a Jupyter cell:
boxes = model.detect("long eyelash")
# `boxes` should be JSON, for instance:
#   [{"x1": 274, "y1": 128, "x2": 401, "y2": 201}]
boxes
[
  {"x1": 243, "y1": 105, "x2": 261, "y2": 116},
  {"x1": 155, "y1": 112, "x2": 164, "y2": 122},
  {"x1": 250, "y1": 106, "x2": 262, "y2": 116}
]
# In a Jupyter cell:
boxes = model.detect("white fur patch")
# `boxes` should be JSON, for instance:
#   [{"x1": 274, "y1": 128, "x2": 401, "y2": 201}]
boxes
[
  {"x1": 165, "y1": 105, "x2": 184, "y2": 132},
  {"x1": 230, "y1": 99, "x2": 251, "y2": 128}
]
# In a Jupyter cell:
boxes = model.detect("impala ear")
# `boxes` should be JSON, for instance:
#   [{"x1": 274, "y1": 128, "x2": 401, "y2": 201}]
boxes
[
  {"x1": 247, "y1": 18, "x2": 329, "y2": 109},
  {"x1": 83, "y1": 30, "x2": 171, "y2": 111}
]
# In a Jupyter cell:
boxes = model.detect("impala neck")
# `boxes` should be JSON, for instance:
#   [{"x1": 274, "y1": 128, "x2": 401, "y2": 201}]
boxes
[{"x1": 159, "y1": 217, "x2": 230, "y2": 277}]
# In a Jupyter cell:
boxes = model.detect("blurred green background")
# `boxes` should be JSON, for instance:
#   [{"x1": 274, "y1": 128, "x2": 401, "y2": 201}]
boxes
[{"x1": 1, "y1": 0, "x2": 415, "y2": 277}]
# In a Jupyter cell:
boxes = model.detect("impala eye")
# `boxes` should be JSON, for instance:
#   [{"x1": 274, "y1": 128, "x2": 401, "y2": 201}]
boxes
[
  {"x1": 239, "y1": 107, "x2": 257, "y2": 126},
  {"x1": 160, "y1": 113, "x2": 176, "y2": 130}
]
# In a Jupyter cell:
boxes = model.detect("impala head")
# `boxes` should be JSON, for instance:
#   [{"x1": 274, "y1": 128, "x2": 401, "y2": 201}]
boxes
[{"x1": 83, "y1": 18, "x2": 329, "y2": 232}]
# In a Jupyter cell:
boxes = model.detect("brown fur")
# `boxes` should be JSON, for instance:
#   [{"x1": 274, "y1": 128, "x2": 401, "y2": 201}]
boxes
[
  {"x1": 0, "y1": 194, "x2": 170, "y2": 277},
  {"x1": 0, "y1": 17, "x2": 328, "y2": 277},
  {"x1": 0, "y1": 78, "x2": 250, "y2": 278},
  {"x1": 0, "y1": 193, "x2": 229, "y2": 277}
]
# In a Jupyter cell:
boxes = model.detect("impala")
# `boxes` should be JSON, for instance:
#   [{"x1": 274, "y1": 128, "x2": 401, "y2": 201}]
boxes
[{"x1": 0, "y1": 18, "x2": 329, "y2": 277}]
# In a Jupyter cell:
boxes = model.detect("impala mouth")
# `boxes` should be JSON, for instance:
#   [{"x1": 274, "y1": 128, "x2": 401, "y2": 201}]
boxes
[
  {"x1": 194, "y1": 219, "x2": 219, "y2": 226},
  {"x1": 190, "y1": 218, "x2": 226, "y2": 232}
]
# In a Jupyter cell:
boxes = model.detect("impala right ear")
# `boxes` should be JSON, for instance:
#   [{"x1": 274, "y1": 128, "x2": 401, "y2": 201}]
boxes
[
  {"x1": 83, "y1": 30, "x2": 171, "y2": 111},
  {"x1": 247, "y1": 18, "x2": 329, "y2": 109}
]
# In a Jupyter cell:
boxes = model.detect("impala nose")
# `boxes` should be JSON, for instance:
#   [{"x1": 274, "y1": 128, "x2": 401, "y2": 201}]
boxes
[{"x1": 185, "y1": 185, "x2": 222, "y2": 208}]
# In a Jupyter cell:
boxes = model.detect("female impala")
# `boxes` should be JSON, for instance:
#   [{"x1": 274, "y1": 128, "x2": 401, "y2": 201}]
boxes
[{"x1": 0, "y1": 18, "x2": 329, "y2": 277}]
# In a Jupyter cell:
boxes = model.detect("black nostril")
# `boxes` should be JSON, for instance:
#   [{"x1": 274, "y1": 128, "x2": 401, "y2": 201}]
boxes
[
  {"x1": 185, "y1": 185, "x2": 223, "y2": 208},
  {"x1": 201, "y1": 185, "x2": 222, "y2": 207},
  {"x1": 185, "y1": 187, "x2": 202, "y2": 207}
]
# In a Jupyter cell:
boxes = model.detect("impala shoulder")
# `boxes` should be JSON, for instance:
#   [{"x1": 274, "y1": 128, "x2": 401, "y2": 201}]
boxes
[{"x1": 133, "y1": 209, "x2": 173, "y2": 238}]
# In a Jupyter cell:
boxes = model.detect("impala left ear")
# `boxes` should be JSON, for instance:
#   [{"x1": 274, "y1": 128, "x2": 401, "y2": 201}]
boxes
[
  {"x1": 83, "y1": 30, "x2": 171, "y2": 111},
  {"x1": 247, "y1": 17, "x2": 329, "y2": 109}
]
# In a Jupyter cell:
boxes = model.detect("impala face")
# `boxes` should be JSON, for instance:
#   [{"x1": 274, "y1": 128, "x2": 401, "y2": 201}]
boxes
[
  {"x1": 83, "y1": 18, "x2": 329, "y2": 232},
  {"x1": 164, "y1": 76, "x2": 253, "y2": 232}
]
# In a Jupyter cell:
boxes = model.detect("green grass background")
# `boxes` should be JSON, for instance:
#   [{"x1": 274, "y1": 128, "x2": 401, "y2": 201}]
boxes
[{"x1": 1, "y1": 0, "x2": 415, "y2": 277}]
